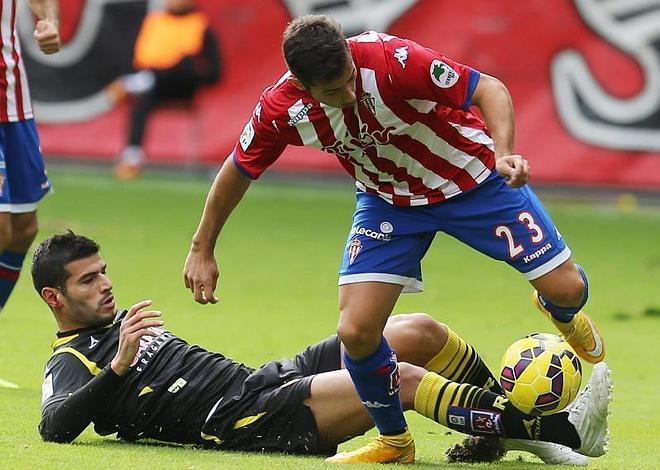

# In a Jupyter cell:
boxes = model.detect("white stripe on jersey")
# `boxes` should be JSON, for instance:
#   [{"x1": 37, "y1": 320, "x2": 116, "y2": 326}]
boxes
[
  {"x1": 320, "y1": 103, "x2": 395, "y2": 193},
  {"x1": 15, "y1": 30, "x2": 31, "y2": 118},
  {"x1": 1, "y1": 0, "x2": 18, "y2": 119},
  {"x1": 361, "y1": 67, "x2": 491, "y2": 184},
  {"x1": 288, "y1": 99, "x2": 317, "y2": 145},
  {"x1": 360, "y1": 68, "x2": 460, "y2": 201}
]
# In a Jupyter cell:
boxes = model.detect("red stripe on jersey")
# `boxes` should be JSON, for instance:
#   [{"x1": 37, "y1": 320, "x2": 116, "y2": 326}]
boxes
[
  {"x1": 0, "y1": 1, "x2": 8, "y2": 122},
  {"x1": 341, "y1": 106, "x2": 402, "y2": 201},
  {"x1": 0, "y1": 266, "x2": 19, "y2": 281},
  {"x1": 375, "y1": 73, "x2": 483, "y2": 192},
  {"x1": 355, "y1": 103, "x2": 436, "y2": 199},
  {"x1": 9, "y1": 1, "x2": 22, "y2": 119}
]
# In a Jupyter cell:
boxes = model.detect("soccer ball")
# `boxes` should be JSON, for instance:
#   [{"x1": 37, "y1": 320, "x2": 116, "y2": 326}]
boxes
[{"x1": 499, "y1": 333, "x2": 582, "y2": 416}]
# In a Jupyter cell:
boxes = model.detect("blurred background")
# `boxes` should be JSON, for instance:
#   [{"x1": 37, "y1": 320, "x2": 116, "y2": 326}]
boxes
[{"x1": 18, "y1": 0, "x2": 660, "y2": 189}]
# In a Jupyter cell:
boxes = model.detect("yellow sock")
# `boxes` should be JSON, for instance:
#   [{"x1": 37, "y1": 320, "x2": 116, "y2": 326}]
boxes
[
  {"x1": 414, "y1": 372, "x2": 486, "y2": 425},
  {"x1": 424, "y1": 325, "x2": 477, "y2": 382}
]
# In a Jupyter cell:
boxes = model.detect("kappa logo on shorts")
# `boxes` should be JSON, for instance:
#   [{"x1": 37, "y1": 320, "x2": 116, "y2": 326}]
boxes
[{"x1": 348, "y1": 237, "x2": 362, "y2": 265}]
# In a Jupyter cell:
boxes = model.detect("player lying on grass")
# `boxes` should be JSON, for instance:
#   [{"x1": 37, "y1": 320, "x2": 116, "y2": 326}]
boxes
[{"x1": 33, "y1": 233, "x2": 610, "y2": 465}]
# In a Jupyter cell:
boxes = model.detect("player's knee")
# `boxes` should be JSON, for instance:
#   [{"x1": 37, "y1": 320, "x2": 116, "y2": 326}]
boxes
[
  {"x1": 336, "y1": 320, "x2": 381, "y2": 354},
  {"x1": 405, "y1": 313, "x2": 447, "y2": 344},
  {"x1": 544, "y1": 274, "x2": 585, "y2": 307},
  {"x1": 387, "y1": 313, "x2": 448, "y2": 358},
  {"x1": 398, "y1": 362, "x2": 425, "y2": 410}
]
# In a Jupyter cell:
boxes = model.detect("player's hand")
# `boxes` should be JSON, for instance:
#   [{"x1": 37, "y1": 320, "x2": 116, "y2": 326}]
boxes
[
  {"x1": 183, "y1": 248, "x2": 220, "y2": 305},
  {"x1": 33, "y1": 20, "x2": 60, "y2": 55},
  {"x1": 496, "y1": 154, "x2": 530, "y2": 188},
  {"x1": 110, "y1": 300, "x2": 163, "y2": 376}
]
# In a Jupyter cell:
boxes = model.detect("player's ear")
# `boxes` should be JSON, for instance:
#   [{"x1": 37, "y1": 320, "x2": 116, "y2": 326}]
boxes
[{"x1": 41, "y1": 287, "x2": 64, "y2": 309}]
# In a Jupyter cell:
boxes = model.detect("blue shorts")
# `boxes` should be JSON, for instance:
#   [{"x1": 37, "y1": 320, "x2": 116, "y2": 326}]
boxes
[
  {"x1": 339, "y1": 173, "x2": 570, "y2": 292},
  {"x1": 0, "y1": 119, "x2": 50, "y2": 213}
]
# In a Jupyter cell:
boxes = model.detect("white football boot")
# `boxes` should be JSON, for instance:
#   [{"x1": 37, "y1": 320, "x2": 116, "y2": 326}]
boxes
[
  {"x1": 504, "y1": 439, "x2": 588, "y2": 465},
  {"x1": 568, "y1": 362, "x2": 612, "y2": 457}
]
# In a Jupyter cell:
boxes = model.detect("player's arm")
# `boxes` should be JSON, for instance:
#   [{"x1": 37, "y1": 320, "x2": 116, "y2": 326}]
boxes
[
  {"x1": 184, "y1": 98, "x2": 285, "y2": 305},
  {"x1": 470, "y1": 73, "x2": 529, "y2": 188},
  {"x1": 27, "y1": 0, "x2": 60, "y2": 54},
  {"x1": 40, "y1": 360, "x2": 124, "y2": 443},
  {"x1": 40, "y1": 301, "x2": 163, "y2": 443},
  {"x1": 183, "y1": 159, "x2": 252, "y2": 304}
]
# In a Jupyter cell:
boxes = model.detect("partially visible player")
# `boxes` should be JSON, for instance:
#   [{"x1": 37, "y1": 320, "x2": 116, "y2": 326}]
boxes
[
  {"x1": 184, "y1": 15, "x2": 607, "y2": 463},
  {"x1": 0, "y1": 0, "x2": 60, "y2": 389},
  {"x1": 34, "y1": 232, "x2": 610, "y2": 465}
]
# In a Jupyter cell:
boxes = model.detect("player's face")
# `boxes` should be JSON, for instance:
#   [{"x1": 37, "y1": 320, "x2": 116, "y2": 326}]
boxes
[
  {"x1": 59, "y1": 254, "x2": 116, "y2": 328},
  {"x1": 307, "y1": 61, "x2": 358, "y2": 108}
]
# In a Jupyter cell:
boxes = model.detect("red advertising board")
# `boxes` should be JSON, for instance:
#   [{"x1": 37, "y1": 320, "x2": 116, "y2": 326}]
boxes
[{"x1": 27, "y1": 0, "x2": 660, "y2": 187}]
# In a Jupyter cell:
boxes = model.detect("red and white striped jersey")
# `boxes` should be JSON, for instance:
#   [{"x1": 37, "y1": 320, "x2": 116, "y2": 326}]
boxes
[
  {"x1": 234, "y1": 31, "x2": 495, "y2": 206},
  {"x1": 0, "y1": 0, "x2": 32, "y2": 122}
]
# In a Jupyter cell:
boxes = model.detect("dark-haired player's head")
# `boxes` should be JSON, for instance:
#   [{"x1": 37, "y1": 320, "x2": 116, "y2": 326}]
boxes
[
  {"x1": 282, "y1": 15, "x2": 357, "y2": 108},
  {"x1": 32, "y1": 232, "x2": 116, "y2": 330}
]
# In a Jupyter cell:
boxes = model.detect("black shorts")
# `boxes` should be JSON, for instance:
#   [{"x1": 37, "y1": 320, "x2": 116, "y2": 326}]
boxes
[{"x1": 201, "y1": 335, "x2": 341, "y2": 455}]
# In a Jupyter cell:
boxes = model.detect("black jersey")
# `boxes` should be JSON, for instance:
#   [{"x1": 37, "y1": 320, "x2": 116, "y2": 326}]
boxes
[{"x1": 41, "y1": 310, "x2": 250, "y2": 444}]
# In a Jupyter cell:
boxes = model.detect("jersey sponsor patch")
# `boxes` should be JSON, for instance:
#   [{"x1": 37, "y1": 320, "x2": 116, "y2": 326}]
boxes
[
  {"x1": 239, "y1": 120, "x2": 255, "y2": 151},
  {"x1": 42, "y1": 373, "x2": 54, "y2": 403},
  {"x1": 430, "y1": 59, "x2": 459, "y2": 88}
]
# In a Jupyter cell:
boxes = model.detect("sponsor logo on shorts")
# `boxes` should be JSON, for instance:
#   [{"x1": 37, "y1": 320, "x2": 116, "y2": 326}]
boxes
[
  {"x1": 523, "y1": 242, "x2": 553, "y2": 264},
  {"x1": 350, "y1": 225, "x2": 392, "y2": 241},
  {"x1": 470, "y1": 410, "x2": 502, "y2": 435},
  {"x1": 348, "y1": 237, "x2": 362, "y2": 265},
  {"x1": 430, "y1": 60, "x2": 459, "y2": 88}
]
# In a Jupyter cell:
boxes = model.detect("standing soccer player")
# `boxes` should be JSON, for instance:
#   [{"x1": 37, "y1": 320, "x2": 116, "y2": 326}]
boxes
[
  {"x1": 184, "y1": 16, "x2": 605, "y2": 463},
  {"x1": 0, "y1": 0, "x2": 60, "y2": 388}
]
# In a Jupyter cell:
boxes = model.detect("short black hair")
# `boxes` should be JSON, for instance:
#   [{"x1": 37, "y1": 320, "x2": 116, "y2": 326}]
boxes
[
  {"x1": 282, "y1": 15, "x2": 350, "y2": 88},
  {"x1": 31, "y1": 232, "x2": 100, "y2": 293}
]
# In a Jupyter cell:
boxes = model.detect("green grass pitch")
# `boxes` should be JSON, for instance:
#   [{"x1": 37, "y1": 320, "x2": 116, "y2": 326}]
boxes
[{"x1": 1, "y1": 167, "x2": 659, "y2": 469}]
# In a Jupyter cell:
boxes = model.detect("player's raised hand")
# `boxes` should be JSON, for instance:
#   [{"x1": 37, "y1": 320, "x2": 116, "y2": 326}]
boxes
[
  {"x1": 33, "y1": 20, "x2": 60, "y2": 55},
  {"x1": 183, "y1": 249, "x2": 219, "y2": 305},
  {"x1": 110, "y1": 300, "x2": 163, "y2": 376},
  {"x1": 496, "y1": 154, "x2": 530, "y2": 188}
]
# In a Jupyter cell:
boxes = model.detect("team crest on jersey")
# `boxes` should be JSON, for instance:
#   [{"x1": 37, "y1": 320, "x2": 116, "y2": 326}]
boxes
[
  {"x1": 394, "y1": 46, "x2": 409, "y2": 69},
  {"x1": 360, "y1": 92, "x2": 376, "y2": 115},
  {"x1": 430, "y1": 60, "x2": 459, "y2": 88},
  {"x1": 348, "y1": 237, "x2": 362, "y2": 265}
]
